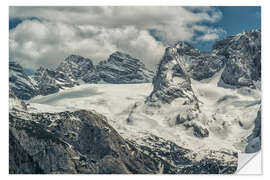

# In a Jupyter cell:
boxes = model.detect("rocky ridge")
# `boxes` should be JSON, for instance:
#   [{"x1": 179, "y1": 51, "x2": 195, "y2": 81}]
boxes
[
  {"x1": 9, "y1": 62, "x2": 39, "y2": 100},
  {"x1": 10, "y1": 52, "x2": 154, "y2": 100}
]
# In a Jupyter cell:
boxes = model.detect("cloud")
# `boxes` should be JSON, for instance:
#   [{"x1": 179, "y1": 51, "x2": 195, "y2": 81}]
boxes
[
  {"x1": 196, "y1": 33, "x2": 219, "y2": 41},
  {"x1": 9, "y1": 7, "x2": 224, "y2": 71}
]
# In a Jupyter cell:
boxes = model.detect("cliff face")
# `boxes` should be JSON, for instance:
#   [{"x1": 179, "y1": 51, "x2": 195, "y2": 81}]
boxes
[
  {"x1": 218, "y1": 30, "x2": 261, "y2": 88},
  {"x1": 148, "y1": 43, "x2": 198, "y2": 105},
  {"x1": 245, "y1": 107, "x2": 261, "y2": 153},
  {"x1": 96, "y1": 51, "x2": 154, "y2": 84},
  {"x1": 9, "y1": 62, "x2": 39, "y2": 100},
  {"x1": 9, "y1": 108, "x2": 168, "y2": 174}
]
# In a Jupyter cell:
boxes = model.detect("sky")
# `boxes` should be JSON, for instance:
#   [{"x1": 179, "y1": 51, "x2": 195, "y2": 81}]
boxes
[{"x1": 9, "y1": 6, "x2": 261, "y2": 72}]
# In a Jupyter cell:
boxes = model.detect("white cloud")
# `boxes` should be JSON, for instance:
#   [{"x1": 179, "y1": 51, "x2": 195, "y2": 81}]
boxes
[
  {"x1": 196, "y1": 33, "x2": 219, "y2": 41},
  {"x1": 9, "y1": 7, "x2": 224, "y2": 71}
]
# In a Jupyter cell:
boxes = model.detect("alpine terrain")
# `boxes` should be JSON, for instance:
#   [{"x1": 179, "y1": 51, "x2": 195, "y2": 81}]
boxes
[{"x1": 9, "y1": 30, "x2": 261, "y2": 174}]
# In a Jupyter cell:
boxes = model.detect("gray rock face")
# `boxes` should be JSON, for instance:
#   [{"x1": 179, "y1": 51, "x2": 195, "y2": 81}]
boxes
[
  {"x1": 9, "y1": 62, "x2": 39, "y2": 100},
  {"x1": 11, "y1": 52, "x2": 154, "y2": 100},
  {"x1": 9, "y1": 109, "x2": 166, "y2": 174},
  {"x1": 173, "y1": 42, "x2": 226, "y2": 81},
  {"x1": 57, "y1": 55, "x2": 100, "y2": 83},
  {"x1": 245, "y1": 107, "x2": 261, "y2": 153},
  {"x1": 128, "y1": 133, "x2": 237, "y2": 174},
  {"x1": 9, "y1": 131, "x2": 44, "y2": 174},
  {"x1": 33, "y1": 66, "x2": 79, "y2": 96},
  {"x1": 147, "y1": 45, "x2": 198, "y2": 105},
  {"x1": 155, "y1": 30, "x2": 260, "y2": 88},
  {"x1": 218, "y1": 30, "x2": 261, "y2": 88},
  {"x1": 96, "y1": 51, "x2": 154, "y2": 83}
]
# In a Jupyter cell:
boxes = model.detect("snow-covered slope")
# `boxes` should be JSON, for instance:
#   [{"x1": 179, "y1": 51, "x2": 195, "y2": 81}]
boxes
[
  {"x1": 28, "y1": 75, "x2": 260, "y2": 152},
  {"x1": 9, "y1": 29, "x2": 261, "y2": 174},
  {"x1": 12, "y1": 52, "x2": 155, "y2": 100},
  {"x1": 27, "y1": 81, "x2": 241, "y2": 173}
]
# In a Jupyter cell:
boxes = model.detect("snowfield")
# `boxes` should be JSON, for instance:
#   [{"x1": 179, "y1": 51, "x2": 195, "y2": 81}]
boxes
[{"x1": 28, "y1": 70, "x2": 261, "y2": 155}]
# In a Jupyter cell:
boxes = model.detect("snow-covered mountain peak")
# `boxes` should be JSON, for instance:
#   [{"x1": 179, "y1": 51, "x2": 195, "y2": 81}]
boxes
[
  {"x1": 147, "y1": 44, "x2": 198, "y2": 104},
  {"x1": 96, "y1": 51, "x2": 154, "y2": 84},
  {"x1": 109, "y1": 51, "x2": 133, "y2": 60},
  {"x1": 9, "y1": 61, "x2": 39, "y2": 100},
  {"x1": 63, "y1": 54, "x2": 93, "y2": 65}
]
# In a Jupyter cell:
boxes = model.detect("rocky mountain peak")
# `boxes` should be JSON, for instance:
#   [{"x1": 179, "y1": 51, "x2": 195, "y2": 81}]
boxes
[
  {"x1": 109, "y1": 51, "x2": 133, "y2": 60},
  {"x1": 57, "y1": 54, "x2": 94, "y2": 79},
  {"x1": 147, "y1": 45, "x2": 198, "y2": 105},
  {"x1": 107, "y1": 51, "x2": 142, "y2": 66},
  {"x1": 9, "y1": 61, "x2": 39, "y2": 100},
  {"x1": 96, "y1": 51, "x2": 154, "y2": 84},
  {"x1": 64, "y1": 54, "x2": 93, "y2": 66},
  {"x1": 217, "y1": 29, "x2": 261, "y2": 88}
]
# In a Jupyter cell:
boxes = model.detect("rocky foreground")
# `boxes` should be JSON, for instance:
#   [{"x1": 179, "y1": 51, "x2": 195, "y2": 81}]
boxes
[{"x1": 9, "y1": 92, "x2": 237, "y2": 174}]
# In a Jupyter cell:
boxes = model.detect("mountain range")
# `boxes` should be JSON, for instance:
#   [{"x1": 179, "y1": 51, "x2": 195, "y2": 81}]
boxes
[
  {"x1": 9, "y1": 29, "x2": 261, "y2": 174},
  {"x1": 10, "y1": 51, "x2": 154, "y2": 100}
]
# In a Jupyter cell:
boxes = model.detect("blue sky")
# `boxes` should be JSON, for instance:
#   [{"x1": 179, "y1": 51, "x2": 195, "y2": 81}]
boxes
[
  {"x1": 192, "y1": 6, "x2": 261, "y2": 51},
  {"x1": 9, "y1": 7, "x2": 261, "y2": 71}
]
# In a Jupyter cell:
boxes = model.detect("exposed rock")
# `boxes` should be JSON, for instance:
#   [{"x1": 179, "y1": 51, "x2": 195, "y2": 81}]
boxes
[
  {"x1": 155, "y1": 30, "x2": 261, "y2": 88},
  {"x1": 96, "y1": 51, "x2": 154, "y2": 84},
  {"x1": 33, "y1": 66, "x2": 78, "y2": 96},
  {"x1": 192, "y1": 124, "x2": 209, "y2": 138},
  {"x1": 9, "y1": 61, "x2": 39, "y2": 100},
  {"x1": 9, "y1": 109, "x2": 165, "y2": 174},
  {"x1": 9, "y1": 89, "x2": 27, "y2": 111},
  {"x1": 147, "y1": 44, "x2": 199, "y2": 105},
  {"x1": 9, "y1": 131, "x2": 44, "y2": 174},
  {"x1": 57, "y1": 55, "x2": 101, "y2": 83},
  {"x1": 179, "y1": 156, "x2": 237, "y2": 174},
  {"x1": 173, "y1": 42, "x2": 226, "y2": 81},
  {"x1": 10, "y1": 52, "x2": 154, "y2": 100},
  {"x1": 127, "y1": 133, "x2": 237, "y2": 174},
  {"x1": 245, "y1": 106, "x2": 261, "y2": 153},
  {"x1": 57, "y1": 55, "x2": 95, "y2": 79},
  {"x1": 218, "y1": 30, "x2": 261, "y2": 88}
]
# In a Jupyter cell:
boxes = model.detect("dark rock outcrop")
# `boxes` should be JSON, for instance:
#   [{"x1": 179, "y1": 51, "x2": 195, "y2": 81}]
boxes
[
  {"x1": 245, "y1": 106, "x2": 261, "y2": 153},
  {"x1": 173, "y1": 42, "x2": 226, "y2": 81},
  {"x1": 218, "y1": 30, "x2": 261, "y2": 88},
  {"x1": 147, "y1": 44, "x2": 198, "y2": 105},
  {"x1": 152, "y1": 30, "x2": 260, "y2": 88},
  {"x1": 10, "y1": 52, "x2": 155, "y2": 100},
  {"x1": 33, "y1": 66, "x2": 79, "y2": 96},
  {"x1": 9, "y1": 109, "x2": 167, "y2": 174},
  {"x1": 9, "y1": 62, "x2": 39, "y2": 100}
]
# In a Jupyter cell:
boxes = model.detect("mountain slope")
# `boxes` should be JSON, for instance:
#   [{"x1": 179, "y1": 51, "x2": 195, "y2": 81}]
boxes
[
  {"x1": 9, "y1": 107, "x2": 170, "y2": 174},
  {"x1": 164, "y1": 30, "x2": 261, "y2": 88},
  {"x1": 218, "y1": 30, "x2": 261, "y2": 88},
  {"x1": 33, "y1": 66, "x2": 79, "y2": 96},
  {"x1": 11, "y1": 52, "x2": 155, "y2": 100},
  {"x1": 9, "y1": 62, "x2": 39, "y2": 100}
]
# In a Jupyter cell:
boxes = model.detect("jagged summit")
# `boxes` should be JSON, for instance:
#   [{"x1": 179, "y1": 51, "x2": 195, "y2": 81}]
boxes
[
  {"x1": 57, "y1": 54, "x2": 95, "y2": 80},
  {"x1": 10, "y1": 51, "x2": 155, "y2": 100},
  {"x1": 148, "y1": 46, "x2": 197, "y2": 104},
  {"x1": 97, "y1": 51, "x2": 154, "y2": 84},
  {"x1": 158, "y1": 30, "x2": 261, "y2": 88},
  {"x1": 217, "y1": 29, "x2": 261, "y2": 87},
  {"x1": 108, "y1": 51, "x2": 136, "y2": 62}
]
